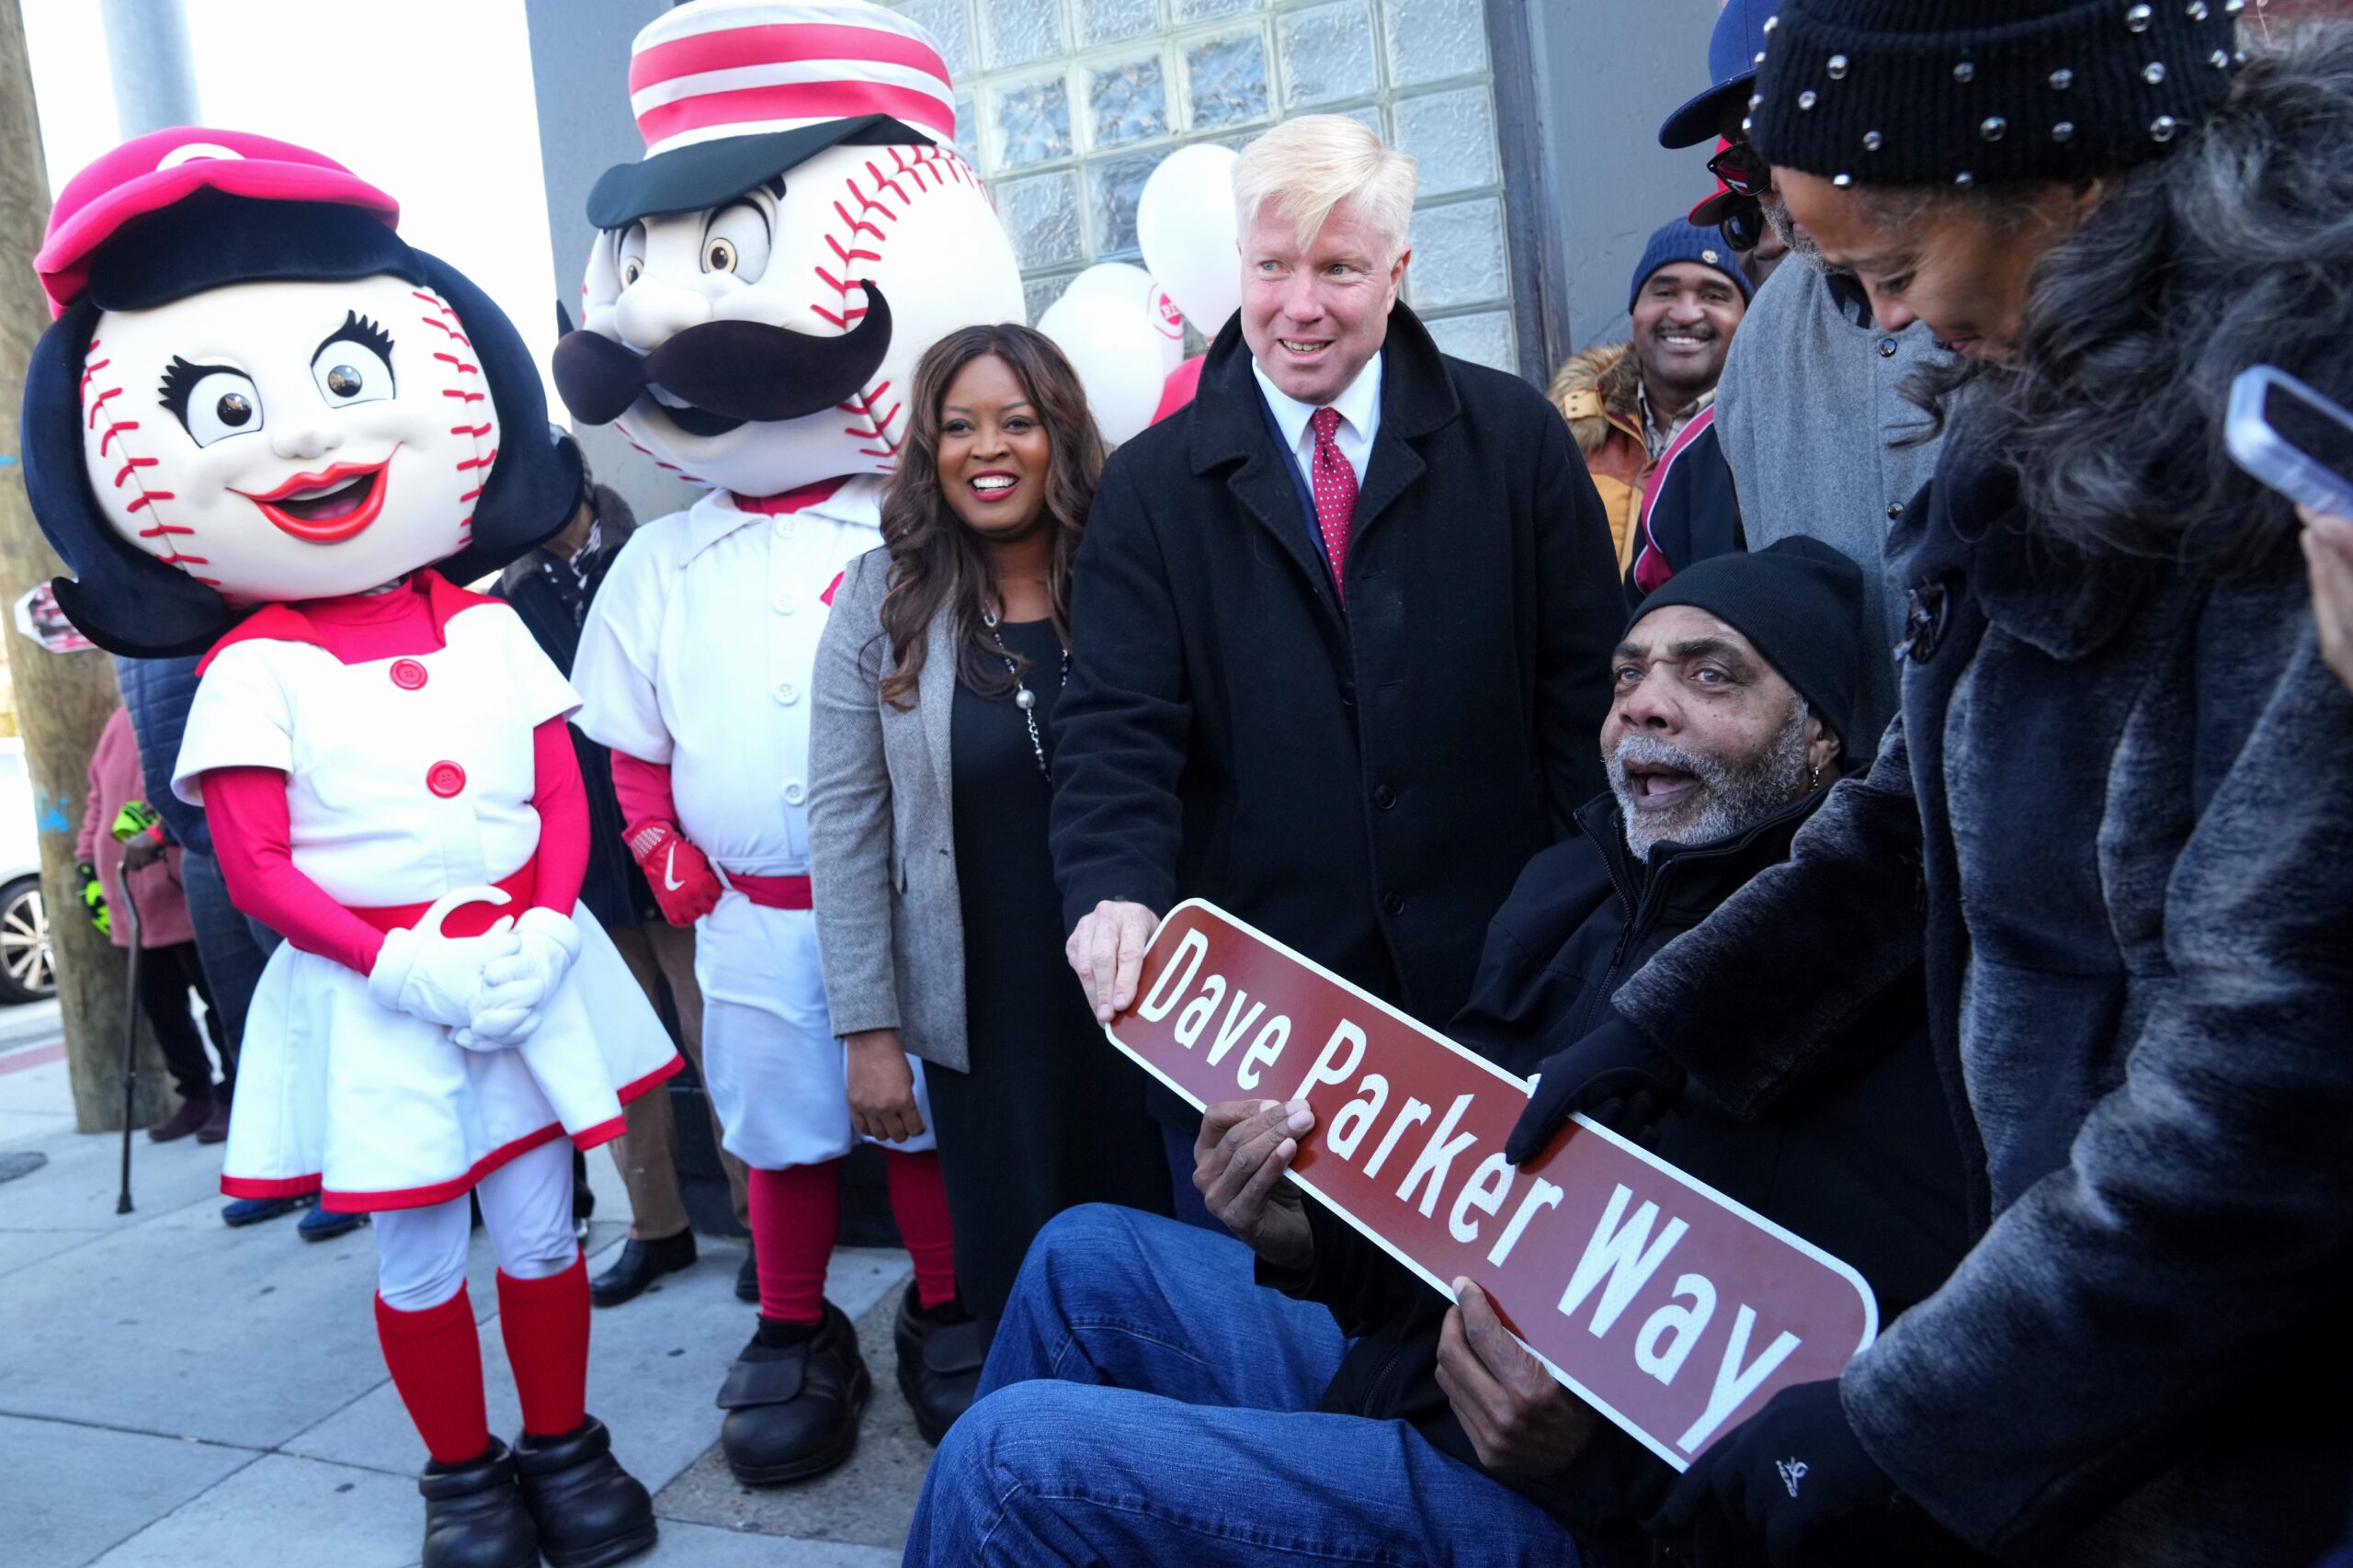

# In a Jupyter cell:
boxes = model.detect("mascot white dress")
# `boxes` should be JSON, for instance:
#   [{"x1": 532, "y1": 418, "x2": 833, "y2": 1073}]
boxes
[
  {"x1": 22, "y1": 131, "x2": 675, "y2": 1568},
  {"x1": 557, "y1": 0, "x2": 1024, "y2": 1483}
]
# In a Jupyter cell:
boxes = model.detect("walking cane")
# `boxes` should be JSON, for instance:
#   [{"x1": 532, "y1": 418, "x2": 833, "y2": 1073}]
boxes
[{"x1": 115, "y1": 853, "x2": 143, "y2": 1216}]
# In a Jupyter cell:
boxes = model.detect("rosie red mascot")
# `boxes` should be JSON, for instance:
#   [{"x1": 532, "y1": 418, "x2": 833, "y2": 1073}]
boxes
[{"x1": 20, "y1": 130, "x2": 678, "y2": 1568}]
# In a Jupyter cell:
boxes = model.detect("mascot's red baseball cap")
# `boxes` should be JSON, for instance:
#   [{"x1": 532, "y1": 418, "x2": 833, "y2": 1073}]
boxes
[{"x1": 35, "y1": 128, "x2": 399, "y2": 317}]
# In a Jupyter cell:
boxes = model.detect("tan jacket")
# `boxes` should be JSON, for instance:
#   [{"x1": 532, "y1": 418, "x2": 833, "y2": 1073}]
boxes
[{"x1": 1547, "y1": 342, "x2": 1650, "y2": 571}]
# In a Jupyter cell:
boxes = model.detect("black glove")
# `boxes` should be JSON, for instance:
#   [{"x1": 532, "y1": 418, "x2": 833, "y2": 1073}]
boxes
[
  {"x1": 1651, "y1": 1378, "x2": 1976, "y2": 1567},
  {"x1": 1505, "y1": 1008, "x2": 1685, "y2": 1164}
]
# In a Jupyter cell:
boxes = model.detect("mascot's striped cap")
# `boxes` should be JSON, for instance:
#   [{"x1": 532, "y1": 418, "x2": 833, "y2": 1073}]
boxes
[{"x1": 626, "y1": 0, "x2": 955, "y2": 157}]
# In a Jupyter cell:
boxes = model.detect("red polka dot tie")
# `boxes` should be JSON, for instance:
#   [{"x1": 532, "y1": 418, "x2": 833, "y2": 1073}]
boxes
[{"x1": 1309, "y1": 406, "x2": 1358, "y2": 605}]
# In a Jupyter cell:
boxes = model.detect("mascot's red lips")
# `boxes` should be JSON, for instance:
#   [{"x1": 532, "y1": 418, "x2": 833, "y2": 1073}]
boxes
[{"x1": 233, "y1": 453, "x2": 396, "y2": 543}]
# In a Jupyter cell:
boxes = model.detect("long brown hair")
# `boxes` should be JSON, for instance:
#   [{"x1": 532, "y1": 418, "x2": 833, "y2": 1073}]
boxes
[{"x1": 875, "y1": 324, "x2": 1105, "y2": 710}]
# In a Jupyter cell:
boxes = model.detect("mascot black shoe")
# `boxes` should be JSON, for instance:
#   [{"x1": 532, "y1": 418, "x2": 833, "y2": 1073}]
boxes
[
  {"x1": 893, "y1": 1284, "x2": 986, "y2": 1445},
  {"x1": 716, "y1": 1302, "x2": 871, "y2": 1484},
  {"x1": 418, "y1": 1439, "x2": 538, "y2": 1568},
  {"x1": 513, "y1": 1416, "x2": 656, "y2": 1568}
]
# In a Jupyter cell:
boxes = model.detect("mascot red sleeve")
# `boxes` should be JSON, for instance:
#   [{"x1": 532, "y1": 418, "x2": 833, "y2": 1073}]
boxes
[
  {"x1": 21, "y1": 130, "x2": 676, "y2": 1568},
  {"x1": 554, "y1": 0, "x2": 1022, "y2": 1484}
]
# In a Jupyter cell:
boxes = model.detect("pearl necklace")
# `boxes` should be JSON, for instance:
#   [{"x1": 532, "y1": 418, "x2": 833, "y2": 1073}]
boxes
[{"x1": 982, "y1": 607, "x2": 1069, "y2": 775}]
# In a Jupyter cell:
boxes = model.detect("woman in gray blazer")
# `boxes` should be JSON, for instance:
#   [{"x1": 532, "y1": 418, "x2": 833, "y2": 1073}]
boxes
[{"x1": 809, "y1": 324, "x2": 1172, "y2": 1347}]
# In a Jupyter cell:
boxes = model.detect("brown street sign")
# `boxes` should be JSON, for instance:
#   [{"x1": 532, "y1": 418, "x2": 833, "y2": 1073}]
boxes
[{"x1": 1107, "y1": 900, "x2": 1879, "y2": 1471}]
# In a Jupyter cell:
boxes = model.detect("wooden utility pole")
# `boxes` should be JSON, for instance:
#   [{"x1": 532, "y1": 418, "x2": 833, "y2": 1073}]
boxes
[{"x1": 0, "y1": 0, "x2": 163, "y2": 1132}]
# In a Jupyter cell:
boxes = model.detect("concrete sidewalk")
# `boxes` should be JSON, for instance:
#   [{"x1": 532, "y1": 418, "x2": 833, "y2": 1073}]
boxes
[{"x1": 0, "y1": 1013, "x2": 929, "y2": 1567}]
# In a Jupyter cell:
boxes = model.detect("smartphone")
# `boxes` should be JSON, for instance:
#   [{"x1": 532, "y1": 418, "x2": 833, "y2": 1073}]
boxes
[{"x1": 2226, "y1": 365, "x2": 2353, "y2": 517}]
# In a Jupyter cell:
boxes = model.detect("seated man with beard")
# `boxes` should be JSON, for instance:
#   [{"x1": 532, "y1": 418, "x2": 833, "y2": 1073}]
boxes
[{"x1": 900, "y1": 539, "x2": 1968, "y2": 1568}]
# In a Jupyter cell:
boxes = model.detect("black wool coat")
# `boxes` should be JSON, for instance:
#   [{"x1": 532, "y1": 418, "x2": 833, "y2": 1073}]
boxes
[{"x1": 1050, "y1": 304, "x2": 1626, "y2": 1028}]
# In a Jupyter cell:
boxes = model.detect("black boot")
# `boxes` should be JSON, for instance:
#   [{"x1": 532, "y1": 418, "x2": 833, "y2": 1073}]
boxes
[
  {"x1": 715, "y1": 1302, "x2": 870, "y2": 1484},
  {"x1": 590, "y1": 1230, "x2": 697, "y2": 1308},
  {"x1": 512, "y1": 1415, "x2": 657, "y2": 1568},
  {"x1": 892, "y1": 1284, "x2": 989, "y2": 1446},
  {"x1": 418, "y1": 1438, "x2": 538, "y2": 1568}
]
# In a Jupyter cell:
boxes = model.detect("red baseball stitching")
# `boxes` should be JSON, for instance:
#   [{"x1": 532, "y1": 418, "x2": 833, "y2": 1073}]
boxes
[
  {"x1": 807, "y1": 145, "x2": 981, "y2": 468},
  {"x1": 613, "y1": 420, "x2": 709, "y2": 489},
  {"x1": 419, "y1": 289, "x2": 492, "y2": 538},
  {"x1": 82, "y1": 337, "x2": 207, "y2": 579}
]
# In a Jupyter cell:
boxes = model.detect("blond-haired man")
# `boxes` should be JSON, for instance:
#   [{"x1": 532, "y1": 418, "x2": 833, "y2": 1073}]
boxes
[{"x1": 1052, "y1": 110, "x2": 1621, "y2": 1088}]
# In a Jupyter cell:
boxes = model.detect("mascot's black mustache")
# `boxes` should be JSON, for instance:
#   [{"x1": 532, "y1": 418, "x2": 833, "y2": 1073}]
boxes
[{"x1": 553, "y1": 281, "x2": 892, "y2": 427}]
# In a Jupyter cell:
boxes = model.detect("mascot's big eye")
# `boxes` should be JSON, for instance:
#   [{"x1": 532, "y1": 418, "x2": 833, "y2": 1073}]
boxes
[
  {"x1": 617, "y1": 222, "x2": 648, "y2": 289},
  {"x1": 699, "y1": 201, "x2": 769, "y2": 281},
  {"x1": 312, "y1": 312, "x2": 397, "y2": 407},
  {"x1": 158, "y1": 358, "x2": 266, "y2": 448}
]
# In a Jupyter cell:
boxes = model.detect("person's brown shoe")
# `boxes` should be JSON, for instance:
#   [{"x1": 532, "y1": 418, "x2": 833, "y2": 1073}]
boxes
[
  {"x1": 196, "y1": 1097, "x2": 233, "y2": 1144},
  {"x1": 148, "y1": 1094, "x2": 214, "y2": 1143}
]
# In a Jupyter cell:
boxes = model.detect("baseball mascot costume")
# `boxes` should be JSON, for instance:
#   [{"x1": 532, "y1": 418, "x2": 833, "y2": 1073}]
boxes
[
  {"x1": 20, "y1": 131, "x2": 680, "y2": 1568},
  {"x1": 556, "y1": 0, "x2": 1023, "y2": 1482}
]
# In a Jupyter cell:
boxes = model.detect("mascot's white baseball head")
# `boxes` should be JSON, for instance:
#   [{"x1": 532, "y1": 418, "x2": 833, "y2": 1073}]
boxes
[
  {"x1": 555, "y1": 0, "x2": 1025, "y2": 498},
  {"x1": 20, "y1": 130, "x2": 581, "y2": 658}
]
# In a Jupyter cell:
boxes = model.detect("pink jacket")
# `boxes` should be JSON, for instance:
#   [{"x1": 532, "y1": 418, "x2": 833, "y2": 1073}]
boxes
[{"x1": 75, "y1": 708, "x2": 192, "y2": 949}]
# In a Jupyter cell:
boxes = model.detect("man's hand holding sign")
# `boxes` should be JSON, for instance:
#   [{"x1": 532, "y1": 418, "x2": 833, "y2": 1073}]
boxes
[
  {"x1": 1195, "y1": 1095, "x2": 1599, "y2": 1476},
  {"x1": 1110, "y1": 901, "x2": 1878, "y2": 1472}
]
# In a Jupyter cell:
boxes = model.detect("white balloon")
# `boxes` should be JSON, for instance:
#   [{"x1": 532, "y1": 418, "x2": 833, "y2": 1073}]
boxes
[
  {"x1": 1037, "y1": 291, "x2": 1169, "y2": 447},
  {"x1": 1136, "y1": 144, "x2": 1242, "y2": 339},
  {"x1": 1055, "y1": 262, "x2": 1186, "y2": 375}
]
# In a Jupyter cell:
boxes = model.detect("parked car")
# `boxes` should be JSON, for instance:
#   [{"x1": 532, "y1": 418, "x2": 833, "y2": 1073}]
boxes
[{"x1": 0, "y1": 738, "x2": 56, "y2": 1004}]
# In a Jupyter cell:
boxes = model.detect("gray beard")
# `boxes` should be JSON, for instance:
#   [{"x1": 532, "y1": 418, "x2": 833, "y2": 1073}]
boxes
[
  {"x1": 1608, "y1": 704, "x2": 1812, "y2": 863},
  {"x1": 1760, "y1": 192, "x2": 1835, "y2": 271}
]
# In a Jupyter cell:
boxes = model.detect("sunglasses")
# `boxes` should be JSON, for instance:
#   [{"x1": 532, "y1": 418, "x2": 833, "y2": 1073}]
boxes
[
  {"x1": 1718, "y1": 199, "x2": 1764, "y2": 254},
  {"x1": 1709, "y1": 142, "x2": 1773, "y2": 198}
]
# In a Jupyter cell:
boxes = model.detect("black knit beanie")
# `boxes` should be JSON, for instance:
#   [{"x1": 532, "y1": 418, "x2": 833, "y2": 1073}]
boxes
[
  {"x1": 1749, "y1": 0, "x2": 2243, "y2": 188},
  {"x1": 1630, "y1": 538, "x2": 1870, "y2": 756}
]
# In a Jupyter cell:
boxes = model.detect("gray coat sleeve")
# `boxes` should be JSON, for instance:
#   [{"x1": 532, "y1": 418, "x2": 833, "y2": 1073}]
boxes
[
  {"x1": 807, "y1": 551, "x2": 902, "y2": 1039},
  {"x1": 1844, "y1": 607, "x2": 2353, "y2": 1561}
]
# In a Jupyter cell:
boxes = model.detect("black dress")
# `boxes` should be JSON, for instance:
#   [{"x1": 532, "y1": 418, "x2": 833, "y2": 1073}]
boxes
[{"x1": 927, "y1": 616, "x2": 1174, "y2": 1319}]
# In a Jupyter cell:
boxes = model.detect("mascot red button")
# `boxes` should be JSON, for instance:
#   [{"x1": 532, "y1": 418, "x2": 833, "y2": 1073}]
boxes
[
  {"x1": 426, "y1": 761, "x2": 466, "y2": 798},
  {"x1": 390, "y1": 658, "x2": 428, "y2": 690}
]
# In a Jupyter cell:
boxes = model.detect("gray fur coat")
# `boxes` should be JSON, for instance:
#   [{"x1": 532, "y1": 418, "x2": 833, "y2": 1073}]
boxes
[{"x1": 1614, "y1": 452, "x2": 2353, "y2": 1565}]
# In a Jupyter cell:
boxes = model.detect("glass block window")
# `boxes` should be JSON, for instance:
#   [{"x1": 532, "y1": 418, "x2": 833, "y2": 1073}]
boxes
[{"x1": 881, "y1": 0, "x2": 1517, "y2": 373}]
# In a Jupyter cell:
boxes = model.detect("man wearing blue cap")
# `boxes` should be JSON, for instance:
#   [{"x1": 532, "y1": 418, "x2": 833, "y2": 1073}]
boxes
[
  {"x1": 1654, "y1": 0, "x2": 1955, "y2": 747},
  {"x1": 1549, "y1": 219, "x2": 1749, "y2": 570}
]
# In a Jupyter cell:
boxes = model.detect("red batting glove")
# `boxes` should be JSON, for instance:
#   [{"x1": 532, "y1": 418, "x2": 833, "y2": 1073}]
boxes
[{"x1": 626, "y1": 818, "x2": 722, "y2": 926}]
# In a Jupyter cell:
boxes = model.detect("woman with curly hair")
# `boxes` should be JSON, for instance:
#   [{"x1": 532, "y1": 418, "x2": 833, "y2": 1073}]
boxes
[
  {"x1": 1505, "y1": 9, "x2": 2353, "y2": 1565},
  {"x1": 809, "y1": 324, "x2": 1174, "y2": 1361}
]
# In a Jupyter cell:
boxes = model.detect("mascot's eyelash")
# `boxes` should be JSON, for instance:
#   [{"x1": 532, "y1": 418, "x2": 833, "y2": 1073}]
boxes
[
  {"x1": 156, "y1": 355, "x2": 238, "y2": 422},
  {"x1": 313, "y1": 311, "x2": 396, "y2": 366}
]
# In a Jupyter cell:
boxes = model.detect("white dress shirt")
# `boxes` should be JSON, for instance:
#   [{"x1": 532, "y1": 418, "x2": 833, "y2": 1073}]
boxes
[{"x1": 1252, "y1": 351, "x2": 1383, "y2": 504}]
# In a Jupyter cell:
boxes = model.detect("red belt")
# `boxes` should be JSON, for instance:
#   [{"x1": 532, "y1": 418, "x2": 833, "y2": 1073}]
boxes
[
  {"x1": 349, "y1": 862, "x2": 538, "y2": 936},
  {"x1": 728, "y1": 870, "x2": 813, "y2": 910}
]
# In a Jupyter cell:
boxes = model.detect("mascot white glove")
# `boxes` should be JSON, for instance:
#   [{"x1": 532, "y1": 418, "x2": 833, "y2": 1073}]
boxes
[
  {"x1": 463, "y1": 906, "x2": 582, "y2": 1047},
  {"x1": 368, "y1": 916, "x2": 521, "y2": 1033}
]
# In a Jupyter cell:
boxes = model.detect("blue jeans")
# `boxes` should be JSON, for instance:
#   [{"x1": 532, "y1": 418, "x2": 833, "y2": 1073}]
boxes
[
  {"x1": 904, "y1": 1204, "x2": 1578, "y2": 1567},
  {"x1": 181, "y1": 846, "x2": 267, "y2": 1074}
]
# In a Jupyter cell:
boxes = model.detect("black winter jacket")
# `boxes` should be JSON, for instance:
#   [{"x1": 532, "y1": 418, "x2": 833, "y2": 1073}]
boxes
[
  {"x1": 1049, "y1": 304, "x2": 1626, "y2": 1030},
  {"x1": 1263, "y1": 790, "x2": 1971, "y2": 1544}
]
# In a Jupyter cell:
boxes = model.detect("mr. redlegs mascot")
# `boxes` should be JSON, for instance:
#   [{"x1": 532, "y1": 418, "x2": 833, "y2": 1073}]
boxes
[
  {"x1": 559, "y1": 0, "x2": 1024, "y2": 1483},
  {"x1": 20, "y1": 131, "x2": 678, "y2": 1568}
]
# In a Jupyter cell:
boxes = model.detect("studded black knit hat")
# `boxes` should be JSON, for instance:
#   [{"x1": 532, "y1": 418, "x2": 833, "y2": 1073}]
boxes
[{"x1": 1749, "y1": 0, "x2": 2245, "y2": 189}]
